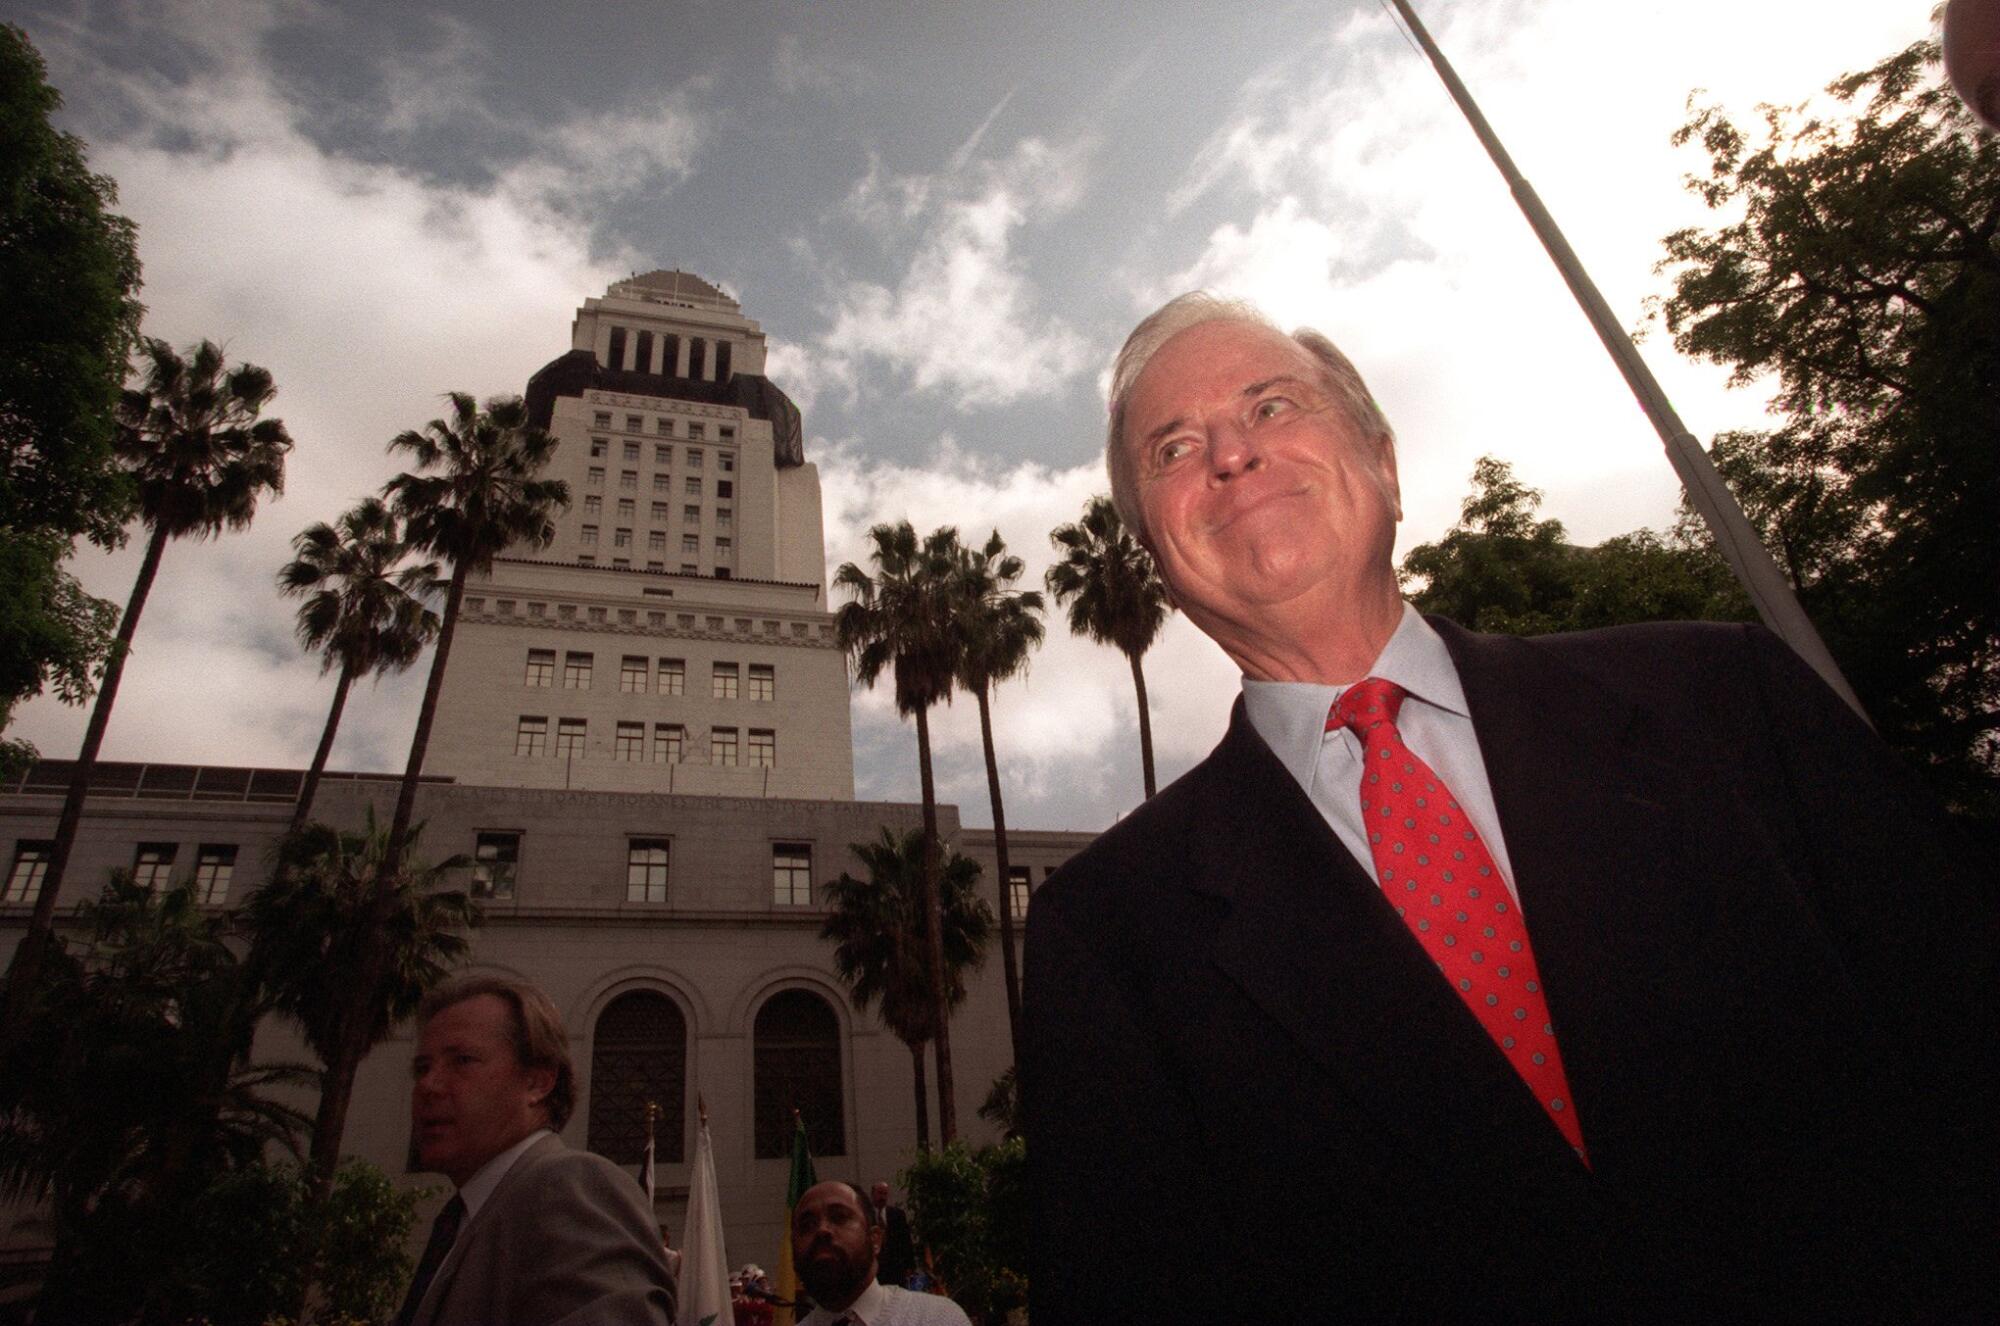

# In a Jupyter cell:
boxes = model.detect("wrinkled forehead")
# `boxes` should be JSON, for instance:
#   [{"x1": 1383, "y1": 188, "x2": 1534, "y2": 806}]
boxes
[{"x1": 1123, "y1": 320, "x2": 1326, "y2": 443}]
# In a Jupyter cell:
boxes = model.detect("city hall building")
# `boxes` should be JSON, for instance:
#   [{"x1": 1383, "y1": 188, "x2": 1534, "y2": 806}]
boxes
[{"x1": 0, "y1": 270, "x2": 1090, "y2": 1277}]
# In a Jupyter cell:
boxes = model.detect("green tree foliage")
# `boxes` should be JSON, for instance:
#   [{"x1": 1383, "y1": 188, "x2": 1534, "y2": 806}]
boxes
[
  {"x1": 948, "y1": 530, "x2": 1042, "y2": 1062},
  {"x1": 835, "y1": 521, "x2": 971, "y2": 1143},
  {"x1": 277, "y1": 496, "x2": 440, "y2": 832},
  {"x1": 1655, "y1": 39, "x2": 2000, "y2": 819},
  {"x1": 819, "y1": 825, "x2": 991, "y2": 1151},
  {"x1": 0, "y1": 23, "x2": 143, "y2": 769},
  {"x1": 1399, "y1": 456, "x2": 1749, "y2": 634},
  {"x1": 900, "y1": 1137, "x2": 1027, "y2": 1324},
  {"x1": 0, "y1": 874, "x2": 313, "y2": 1323},
  {"x1": 246, "y1": 816, "x2": 476, "y2": 1198},
  {"x1": 1046, "y1": 495, "x2": 1170, "y2": 799}
]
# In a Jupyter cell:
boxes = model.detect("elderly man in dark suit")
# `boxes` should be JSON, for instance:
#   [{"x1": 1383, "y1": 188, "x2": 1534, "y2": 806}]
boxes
[
  {"x1": 396, "y1": 975, "x2": 676, "y2": 1326},
  {"x1": 1022, "y1": 294, "x2": 1994, "y2": 1322}
]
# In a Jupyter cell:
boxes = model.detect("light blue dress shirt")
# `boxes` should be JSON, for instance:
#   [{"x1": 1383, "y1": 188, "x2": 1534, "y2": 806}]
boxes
[{"x1": 1241, "y1": 602, "x2": 1522, "y2": 907}]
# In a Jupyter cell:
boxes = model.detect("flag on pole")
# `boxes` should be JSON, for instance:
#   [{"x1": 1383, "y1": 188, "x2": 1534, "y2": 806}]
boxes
[
  {"x1": 678, "y1": 1100, "x2": 733, "y2": 1326},
  {"x1": 639, "y1": 1131, "x2": 657, "y2": 1210},
  {"x1": 772, "y1": 1111, "x2": 817, "y2": 1326}
]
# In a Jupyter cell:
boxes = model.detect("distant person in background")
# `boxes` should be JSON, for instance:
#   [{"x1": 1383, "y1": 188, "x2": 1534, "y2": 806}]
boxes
[
  {"x1": 792, "y1": 1181, "x2": 969, "y2": 1326},
  {"x1": 869, "y1": 1180, "x2": 917, "y2": 1287},
  {"x1": 660, "y1": 1225, "x2": 682, "y2": 1284},
  {"x1": 397, "y1": 975, "x2": 676, "y2": 1326}
]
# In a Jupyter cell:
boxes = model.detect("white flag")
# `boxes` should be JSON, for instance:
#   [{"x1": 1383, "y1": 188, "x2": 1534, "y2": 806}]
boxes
[
  {"x1": 678, "y1": 1117, "x2": 733, "y2": 1326},
  {"x1": 639, "y1": 1131, "x2": 657, "y2": 1209}
]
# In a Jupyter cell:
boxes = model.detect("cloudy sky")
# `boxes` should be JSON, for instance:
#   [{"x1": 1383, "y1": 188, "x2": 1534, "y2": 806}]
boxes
[{"x1": 6, "y1": 0, "x2": 1933, "y2": 833}]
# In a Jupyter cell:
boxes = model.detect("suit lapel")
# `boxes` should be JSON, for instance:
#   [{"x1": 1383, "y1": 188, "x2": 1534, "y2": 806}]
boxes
[
  {"x1": 417, "y1": 1132, "x2": 561, "y2": 1325},
  {"x1": 1191, "y1": 704, "x2": 1586, "y2": 1176}
]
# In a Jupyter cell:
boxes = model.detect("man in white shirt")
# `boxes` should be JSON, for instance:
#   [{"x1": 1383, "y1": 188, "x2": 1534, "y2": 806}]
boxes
[
  {"x1": 397, "y1": 976, "x2": 676, "y2": 1326},
  {"x1": 792, "y1": 1181, "x2": 968, "y2": 1326},
  {"x1": 1023, "y1": 294, "x2": 1991, "y2": 1321}
]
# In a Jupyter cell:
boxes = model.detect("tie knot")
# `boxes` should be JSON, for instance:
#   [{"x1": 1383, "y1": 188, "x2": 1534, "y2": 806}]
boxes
[{"x1": 1329, "y1": 676, "x2": 1406, "y2": 734}]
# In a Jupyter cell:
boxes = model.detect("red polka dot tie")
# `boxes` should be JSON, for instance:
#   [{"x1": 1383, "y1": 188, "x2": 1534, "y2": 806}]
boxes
[{"x1": 1330, "y1": 678, "x2": 1587, "y2": 1162}]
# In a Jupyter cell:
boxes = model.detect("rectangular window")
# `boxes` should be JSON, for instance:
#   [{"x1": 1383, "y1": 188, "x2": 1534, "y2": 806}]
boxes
[
  {"x1": 515, "y1": 715, "x2": 548, "y2": 756},
  {"x1": 712, "y1": 663, "x2": 739, "y2": 699},
  {"x1": 193, "y1": 844, "x2": 237, "y2": 905},
  {"x1": 689, "y1": 423, "x2": 706, "y2": 441},
  {"x1": 627, "y1": 839, "x2": 670, "y2": 903},
  {"x1": 563, "y1": 652, "x2": 593, "y2": 689},
  {"x1": 720, "y1": 425, "x2": 736, "y2": 442},
  {"x1": 653, "y1": 723, "x2": 685, "y2": 763},
  {"x1": 132, "y1": 842, "x2": 177, "y2": 890},
  {"x1": 622, "y1": 441, "x2": 639, "y2": 462},
  {"x1": 719, "y1": 452, "x2": 735, "y2": 473},
  {"x1": 653, "y1": 473, "x2": 670, "y2": 493},
  {"x1": 717, "y1": 480, "x2": 733, "y2": 499},
  {"x1": 590, "y1": 437, "x2": 607, "y2": 459},
  {"x1": 747, "y1": 728, "x2": 775, "y2": 768},
  {"x1": 688, "y1": 447, "x2": 704, "y2": 467},
  {"x1": 682, "y1": 534, "x2": 698, "y2": 556},
  {"x1": 4, "y1": 840, "x2": 52, "y2": 904},
  {"x1": 525, "y1": 649, "x2": 555, "y2": 686},
  {"x1": 555, "y1": 718, "x2": 586, "y2": 758},
  {"x1": 1008, "y1": 866, "x2": 1032, "y2": 921},
  {"x1": 588, "y1": 466, "x2": 604, "y2": 487},
  {"x1": 647, "y1": 530, "x2": 666, "y2": 552},
  {"x1": 473, "y1": 832, "x2": 519, "y2": 899},
  {"x1": 657, "y1": 417, "x2": 675, "y2": 436},
  {"x1": 636, "y1": 330, "x2": 654, "y2": 373},
  {"x1": 773, "y1": 843, "x2": 813, "y2": 907},
  {"x1": 620, "y1": 656, "x2": 649, "y2": 693},
  {"x1": 714, "y1": 567, "x2": 731, "y2": 580},
  {"x1": 584, "y1": 495, "x2": 602, "y2": 517},
  {"x1": 681, "y1": 563, "x2": 697, "y2": 575},
  {"x1": 626, "y1": 414, "x2": 644, "y2": 432},
  {"x1": 647, "y1": 560, "x2": 664, "y2": 572},
  {"x1": 580, "y1": 525, "x2": 598, "y2": 547},
  {"x1": 620, "y1": 470, "x2": 638, "y2": 490},
  {"x1": 650, "y1": 502, "x2": 668, "y2": 523},
  {"x1": 617, "y1": 498, "x2": 635, "y2": 520},
  {"x1": 716, "y1": 508, "x2": 733, "y2": 531},
  {"x1": 608, "y1": 326, "x2": 627, "y2": 368},
  {"x1": 680, "y1": 476, "x2": 699, "y2": 498},
  {"x1": 716, "y1": 537, "x2": 732, "y2": 557},
  {"x1": 748, "y1": 664, "x2": 774, "y2": 701},
  {"x1": 614, "y1": 528, "x2": 632, "y2": 549},
  {"x1": 615, "y1": 721, "x2": 645, "y2": 761},
  {"x1": 710, "y1": 727, "x2": 738, "y2": 765},
  {"x1": 654, "y1": 444, "x2": 671, "y2": 465},
  {"x1": 657, "y1": 658, "x2": 685, "y2": 695},
  {"x1": 594, "y1": 410, "x2": 612, "y2": 428},
  {"x1": 684, "y1": 504, "x2": 701, "y2": 524}
]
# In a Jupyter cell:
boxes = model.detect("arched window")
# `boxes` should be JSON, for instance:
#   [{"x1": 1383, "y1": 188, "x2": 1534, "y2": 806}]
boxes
[
  {"x1": 754, "y1": 989, "x2": 845, "y2": 1158},
  {"x1": 587, "y1": 990, "x2": 687, "y2": 1164}
]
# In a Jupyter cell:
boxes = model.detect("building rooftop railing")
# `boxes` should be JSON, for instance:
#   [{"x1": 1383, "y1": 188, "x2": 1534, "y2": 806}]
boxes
[{"x1": 0, "y1": 761, "x2": 452, "y2": 804}]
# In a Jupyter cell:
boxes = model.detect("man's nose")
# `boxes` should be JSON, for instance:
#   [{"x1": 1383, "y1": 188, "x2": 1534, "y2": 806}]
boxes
[{"x1": 1207, "y1": 419, "x2": 1263, "y2": 481}]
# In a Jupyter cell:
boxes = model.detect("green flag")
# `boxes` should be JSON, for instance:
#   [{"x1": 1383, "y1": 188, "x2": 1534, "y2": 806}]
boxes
[{"x1": 775, "y1": 1111, "x2": 818, "y2": 1326}]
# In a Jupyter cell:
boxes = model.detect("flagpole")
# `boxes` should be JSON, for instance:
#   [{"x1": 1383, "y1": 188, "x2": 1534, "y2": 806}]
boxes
[{"x1": 1380, "y1": 0, "x2": 1866, "y2": 719}]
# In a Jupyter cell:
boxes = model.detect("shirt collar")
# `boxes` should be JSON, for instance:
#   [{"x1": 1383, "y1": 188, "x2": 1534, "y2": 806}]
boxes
[
  {"x1": 456, "y1": 1127, "x2": 552, "y2": 1221},
  {"x1": 816, "y1": 1278, "x2": 886, "y2": 1324},
  {"x1": 1240, "y1": 602, "x2": 1468, "y2": 787}
]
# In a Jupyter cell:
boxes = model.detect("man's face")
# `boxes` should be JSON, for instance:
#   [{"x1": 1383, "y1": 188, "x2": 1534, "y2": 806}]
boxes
[
  {"x1": 410, "y1": 993, "x2": 554, "y2": 1188},
  {"x1": 1123, "y1": 319, "x2": 1401, "y2": 646},
  {"x1": 791, "y1": 1182, "x2": 881, "y2": 1310},
  {"x1": 871, "y1": 1182, "x2": 890, "y2": 1209}
]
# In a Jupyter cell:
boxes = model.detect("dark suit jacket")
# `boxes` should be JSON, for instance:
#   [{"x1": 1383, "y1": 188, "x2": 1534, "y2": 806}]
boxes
[
  {"x1": 876, "y1": 1202, "x2": 917, "y2": 1286},
  {"x1": 411, "y1": 1133, "x2": 677, "y2": 1326},
  {"x1": 1024, "y1": 620, "x2": 1993, "y2": 1322}
]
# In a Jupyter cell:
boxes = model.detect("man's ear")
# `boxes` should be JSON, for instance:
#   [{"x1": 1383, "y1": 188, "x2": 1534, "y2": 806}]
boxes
[
  {"x1": 869, "y1": 1221, "x2": 885, "y2": 1257},
  {"x1": 525, "y1": 1065, "x2": 557, "y2": 1116},
  {"x1": 1378, "y1": 435, "x2": 1403, "y2": 522}
]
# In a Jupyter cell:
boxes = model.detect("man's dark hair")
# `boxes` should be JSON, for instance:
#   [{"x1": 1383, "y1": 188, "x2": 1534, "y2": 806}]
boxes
[{"x1": 418, "y1": 975, "x2": 577, "y2": 1129}]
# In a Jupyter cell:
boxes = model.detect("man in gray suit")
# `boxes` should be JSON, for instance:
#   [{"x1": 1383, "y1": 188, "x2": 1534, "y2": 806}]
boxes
[{"x1": 396, "y1": 975, "x2": 676, "y2": 1326}]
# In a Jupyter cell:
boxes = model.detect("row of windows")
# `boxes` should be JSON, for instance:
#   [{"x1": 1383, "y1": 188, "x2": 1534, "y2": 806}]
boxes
[
  {"x1": 526, "y1": 653, "x2": 774, "y2": 700},
  {"x1": 468, "y1": 600, "x2": 824, "y2": 645},
  {"x1": 587, "y1": 985, "x2": 844, "y2": 1164},
  {"x1": 514, "y1": 717, "x2": 776, "y2": 767},
  {"x1": 600, "y1": 328, "x2": 735, "y2": 384},
  {"x1": 589, "y1": 439, "x2": 735, "y2": 467},
  {"x1": 580, "y1": 528, "x2": 733, "y2": 558},
  {"x1": 586, "y1": 470, "x2": 735, "y2": 502},
  {"x1": 469, "y1": 833, "x2": 815, "y2": 908},
  {"x1": 580, "y1": 498, "x2": 733, "y2": 531},
  {"x1": 4, "y1": 841, "x2": 237, "y2": 905}
]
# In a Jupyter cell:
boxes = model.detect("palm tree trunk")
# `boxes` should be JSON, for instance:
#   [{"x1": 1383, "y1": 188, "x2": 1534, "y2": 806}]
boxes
[
  {"x1": 2, "y1": 524, "x2": 169, "y2": 1038},
  {"x1": 909, "y1": 1039, "x2": 931, "y2": 1151},
  {"x1": 912, "y1": 703, "x2": 956, "y2": 1144},
  {"x1": 976, "y1": 685, "x2": 1023, "y2": 1062},
  {"x1": 306, "y1": 562, "x2": 464, "y2": 1205},
  {"x1": 290, "y1": 660, "x2": 356, "y2": 834},
  {"x1": 1128, "y1": 648, "x2": 1158, "y2": 799}
]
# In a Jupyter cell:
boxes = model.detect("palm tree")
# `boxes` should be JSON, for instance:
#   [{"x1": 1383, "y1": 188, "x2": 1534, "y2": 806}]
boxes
[
  {"x1": 3, "y1": 339, "x2": 291, "y2": 1037},
  {"x1": 819, "y1": 827, "x2": 991, "y2": 1150},
  {"x1": 834, "y1": 521, "x2": 967, "y2": 1142},
  {"x1": 1046, "y1": 495, "x2": 1171, "y2": 799},
  {"x1": 276, "y1": 497, "x2": 439, "y2": 833},
  {"x1": 951, "y1": 530, "x2": 1043, "y2": 1060},
  {"x1": 300, "y1": 392, "x2": 561, "y2": 1201}
]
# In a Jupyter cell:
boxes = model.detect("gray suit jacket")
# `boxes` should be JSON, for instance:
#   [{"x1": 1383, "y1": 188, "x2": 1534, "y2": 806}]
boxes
[{"x1": 412, "y1": 1133, "x2": 677, "y2": 1326}]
